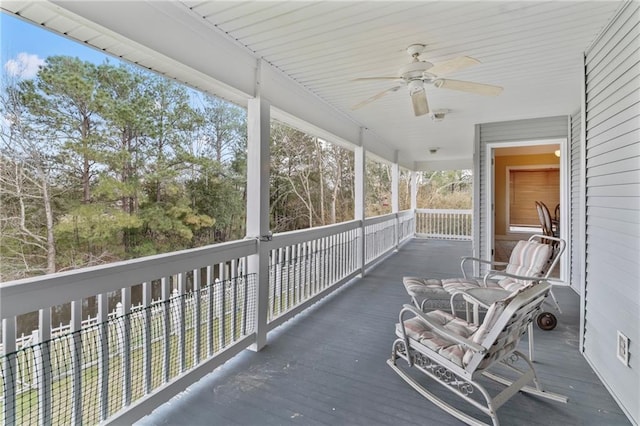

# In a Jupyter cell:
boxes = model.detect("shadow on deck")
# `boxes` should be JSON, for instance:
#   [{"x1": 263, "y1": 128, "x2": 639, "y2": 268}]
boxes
[{"x1": 138, "y1": 239, "x2": 629, "y2": 425}]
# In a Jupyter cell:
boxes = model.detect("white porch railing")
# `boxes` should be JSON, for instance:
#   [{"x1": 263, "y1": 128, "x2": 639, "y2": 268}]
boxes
[
  {"x1": 0, "y1": 211, "x2": 415, "y2": 425},
  {"x1": 415, "y1": 209, "x2": 472, "y2": 241}
]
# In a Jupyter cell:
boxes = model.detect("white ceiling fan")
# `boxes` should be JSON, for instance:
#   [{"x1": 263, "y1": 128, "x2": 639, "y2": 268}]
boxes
[{"x1": 352, "y1": 44, "x2": 503, "y2": 116}]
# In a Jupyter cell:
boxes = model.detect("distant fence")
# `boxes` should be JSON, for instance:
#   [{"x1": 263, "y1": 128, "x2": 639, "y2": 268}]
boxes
[{"x1": 415, "y1": 209, "x2": 472, "y2": 241}]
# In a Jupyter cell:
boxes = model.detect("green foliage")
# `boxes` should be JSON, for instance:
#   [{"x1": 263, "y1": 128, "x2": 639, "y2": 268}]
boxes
[
  {"x1": 0, "y1": 55, "x2": 248, "y2": 279},
  {"x1": 418, "y1": 170, "x2": 472, "y2": 209}
]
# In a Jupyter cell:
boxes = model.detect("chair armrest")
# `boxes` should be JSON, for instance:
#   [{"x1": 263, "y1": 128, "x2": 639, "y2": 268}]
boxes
[
  {"x1": 460, "y1": 257, "x2": 507, "y2": 278},
  {"x1": 399, "y1": 304, "x2": 486, "y2": 353},
  {"x1": 483, "y1": 269, "x2": 543, "y2": 287},
  {"x1": 450, "y1": 288, "x2": 511, "y2": 310}
]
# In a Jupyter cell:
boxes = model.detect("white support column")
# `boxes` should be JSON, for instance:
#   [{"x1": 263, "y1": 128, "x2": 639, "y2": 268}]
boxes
[
  {"x1": 411, "y1": 171, "x2": 418, "y2": 235},
  {"x1": 247, "y1": 95, "x2": 271, "y2": 352},
  {"x1": 354, "y1": 132, "x2": 366, "y2": 276},
  {"x1": 410, "y1": 171, "x2": 418, "y2": 211},
  {"x1": 391, "y1": 154, "x2": 400, "y2": 250}
]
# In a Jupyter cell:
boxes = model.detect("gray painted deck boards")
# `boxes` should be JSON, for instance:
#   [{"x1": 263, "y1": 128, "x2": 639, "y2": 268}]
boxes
[{"x1": 138, "y1": 239, "x2": 630, "y2": 426}]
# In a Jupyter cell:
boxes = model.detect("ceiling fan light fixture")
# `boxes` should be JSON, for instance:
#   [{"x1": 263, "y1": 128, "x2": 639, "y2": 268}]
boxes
[{"x1": 410, "y1": 86, "x2": 429, "y2": 116}]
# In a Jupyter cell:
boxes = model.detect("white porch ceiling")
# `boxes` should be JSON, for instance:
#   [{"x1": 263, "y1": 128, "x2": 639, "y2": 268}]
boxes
[{"x1": 1, "y1": 1, "x2": 624, "y2": 170}]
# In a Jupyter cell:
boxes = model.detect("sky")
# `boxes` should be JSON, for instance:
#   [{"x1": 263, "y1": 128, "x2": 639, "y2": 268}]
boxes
[{"x1": 1, "y1": 12, "x2": 112, "y2": 80}]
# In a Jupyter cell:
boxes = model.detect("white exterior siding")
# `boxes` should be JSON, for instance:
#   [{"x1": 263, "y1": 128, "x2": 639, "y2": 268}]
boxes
[
  {"x1": 583, "y1": 2, "x2": 640, "y2": 423},
  {"x1": 570, "y1": 111, "x2": 582, "y2": 293}
]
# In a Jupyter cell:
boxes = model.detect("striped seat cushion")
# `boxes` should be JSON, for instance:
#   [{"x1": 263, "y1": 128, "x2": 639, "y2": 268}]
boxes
[
  {"x1": 397, "y1": 310, "x2": 479, "y2": 367},
  {"x1": 498, "y1": 240, "x2": 551, "y2": 291}
]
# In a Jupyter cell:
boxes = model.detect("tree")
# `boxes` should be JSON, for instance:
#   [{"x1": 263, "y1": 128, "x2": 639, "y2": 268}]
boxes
[
  {"x1": 417, "y1": 170, "x2": 472, "y2": 209},
  {"x1": 270, "y1": 122, "x2": 321, "y2": 230},
  {"x1": 365, "y1": 157, "x2": 392, "y2": 217},
  {"x1": 0, "y1": 78, "x2": 58, "y2": 279}
]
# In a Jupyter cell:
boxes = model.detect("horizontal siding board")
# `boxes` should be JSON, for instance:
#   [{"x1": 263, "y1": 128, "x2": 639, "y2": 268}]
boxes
[
  {"x1": 587, "y1": 80, "x2": 640, "y2": 128},
  {"x1": 585, "y1": 2, "x2": 639, "y2": 71},
  {"x1": 585, "y1": 234, "x2": 640, "y2": 270},
  {"x1": 587, "y1": 51, "x2": 640, "y2": 109},
  {"x1": 587, "y1": 218, "x2": 640, "y2": 246},
  {"x1": 584, "y1": 270, "x2": 639, "y2": 324},
  {"x1": 587, "y1": 205, "x2": 640, "y2": 224},
  {"x1": 586, "y1": 183, "x2": 640, "y2": 198},
  {"x1": 586, "y1": 156, "x2": 640, "y2": 178},
  {"x1": 587, "y1": 108, "x2": 640, "y2": 145},
  {"x1": 587, "y1": 169, "x2": 640, "y2": 186},
  {"x1": 587, "y1": 127, "x2": 640, "y2": 158},
  {"x1": 585, "y1": 193, "x2": 640, "y2": 209},
  {"x1": 586, "y1": 24, "x2": 640, "y2": 96},
  {"x1": 587, "y1": 96, "x2": 640, "y2": 136},
  {"x1": 587, "y1": 143, "x2": 640, "y2": 168},
  {"x1": 586, "y1": 122, "x2": 640, "y2": 148}
]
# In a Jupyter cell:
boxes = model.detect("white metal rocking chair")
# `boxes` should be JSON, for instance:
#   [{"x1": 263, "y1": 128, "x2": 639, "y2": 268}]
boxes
[{"x1": 388, "y1": 281, "x2": 568, "y2": 426}]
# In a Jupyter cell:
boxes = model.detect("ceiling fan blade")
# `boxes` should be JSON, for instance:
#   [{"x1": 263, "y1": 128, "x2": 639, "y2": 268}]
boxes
[
  {"x1": 428, "y1": 56, "x2": 480, "y2": 76},
  {"x1": 410, "y1": 88, "x2": 429, "y2": 116},
  {"x1": 352, "y1": 77, "x2": 400, "y2": 81},
  {"x1": 435, "y1": 79, "x2": 503, "y2": 96},
  {"x1": 352, "y1": 86, "x2": 402, "y2": 110}
]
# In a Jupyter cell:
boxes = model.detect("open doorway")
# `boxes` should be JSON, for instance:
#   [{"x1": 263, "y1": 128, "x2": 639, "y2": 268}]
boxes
[{"x1": 487, "y1": 141, "x2": 567, "y2": 282}]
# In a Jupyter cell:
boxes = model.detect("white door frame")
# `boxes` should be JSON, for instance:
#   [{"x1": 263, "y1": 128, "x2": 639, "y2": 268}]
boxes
[{"x1": 485, "y1": 138, "x2": 570, "y2": 284}]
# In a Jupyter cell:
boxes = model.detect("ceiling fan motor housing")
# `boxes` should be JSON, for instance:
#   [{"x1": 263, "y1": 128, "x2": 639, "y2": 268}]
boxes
[{"x1": 399, "y1": 61, "x2": 433, "y2": 80}]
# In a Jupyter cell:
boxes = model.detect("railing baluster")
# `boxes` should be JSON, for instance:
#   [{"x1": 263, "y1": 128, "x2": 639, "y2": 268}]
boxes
[
  {"x1": 161, "y1": 277, "x2": 170, "y2": 384},
  {"x1": 218, "y1": 263, "x2": 226, "y2": 348},
  {"x1": 206, "y1": 266, "x2": 214, "y2": 357},
  {"x1": 176, "y1": 273, "x2": 185, "y2": 373},
  {"x1": 311, "y1": 239, "x2": 317, "y2": 295},
  {"x1": 2, "y1": 317, "x2": 17, "y2": 426},
  {"x1": 70, "y1": 300, "x2": 82, "y2": 424},
  {"x1": 241, "y1": 261, "x2": 249, "y2": 336},
  {"x1": 141, "y1": 282, "x2": 152, "y2": 395},
  {"x1": 121, "y1": 287, "x2": 131, "y2": 408},
  {"x1": 277, "y1": 247, "x2": 283, "y2": 314},
  {"x1": 285, "y1": 246, "x2": 291, "y2": 310},
  {"x1": 193, "y1": 268, "x2": 201, "y2": 367},
  {"x1": 97, "y1": 293, "x2": 109, "y2": 420},
  {"x1": 334, "y1": 234, "x2": 339, "y2": 283},
  {"x1": 231, "y1": 259, "x2": 238, "y2": 342},
  {"x1": 37, "y1": 307, "x2": 51, "y2": 426}
]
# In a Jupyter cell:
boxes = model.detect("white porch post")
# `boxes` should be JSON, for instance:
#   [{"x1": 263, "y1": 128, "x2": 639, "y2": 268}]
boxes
[
  {"x1": 247, "y1": 95, "x2": 271, "y2": 351},
  {"x1": 411, "y1": 171, "x2": 418, "y2": 235},
  {"x1": 410, "y1": 171, "x2": 418, "y2": 210},
  {"x1": 355, "y1": 132, "x2": 366, "y2": 276},
  {"x1": 391, "y1": 153, "x2": 399, "y2": 250}
]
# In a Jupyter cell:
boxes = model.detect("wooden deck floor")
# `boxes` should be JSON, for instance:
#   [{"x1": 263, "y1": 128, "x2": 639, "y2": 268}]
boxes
[{"x1": 138, "y1": 239, "x2": 630, "y2": 426}]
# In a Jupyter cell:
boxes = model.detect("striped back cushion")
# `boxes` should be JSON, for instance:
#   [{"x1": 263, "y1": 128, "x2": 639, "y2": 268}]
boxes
[{"x1": 498, "y1": 240, "x2": 551, "y2": 291}]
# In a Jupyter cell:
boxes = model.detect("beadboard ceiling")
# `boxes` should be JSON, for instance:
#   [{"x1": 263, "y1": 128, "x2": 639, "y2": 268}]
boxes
[{"x1": 1, "y1": 1, "x2": 624, "y2": 169}]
